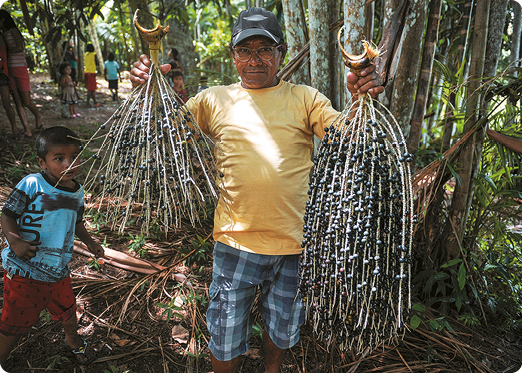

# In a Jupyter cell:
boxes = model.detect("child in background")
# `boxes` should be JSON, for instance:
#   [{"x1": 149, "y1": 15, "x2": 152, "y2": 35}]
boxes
[
  {"x1": 171, "y1": 70, "x2": 188, "y2": 104},
  {"x1": 60, "y1": 62, "x2": 79, "y2": 118},
  {"x1": 0, "y1": 9, "x2": 42, "y2": 133},
  {"x1": 104, "y1": 52, "x2": 120, "y2": 101},
  {"x1": 0, "y1": 33, "x2": 29, "y2": 139},
  {"x1": 63, "y1": 41, "x2": 78, "y2": 83},
  {"x1": 84, "y1": 44, "x2": 99, "y2": 107},
  {"x1": 167, "y1": 48, "x2": 182, "y2": 71},
  {"x1": 0, "y1": 127, "x2": 104, "y2": 370}
]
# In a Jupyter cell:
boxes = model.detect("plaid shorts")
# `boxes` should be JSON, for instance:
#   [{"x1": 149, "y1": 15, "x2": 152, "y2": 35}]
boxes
[
  {"x1": 207, "y1": 241, "x2": 305, "y2": 361},
  {"x1": 0, "y1": 273, "x2": 77, "y2": 336}
]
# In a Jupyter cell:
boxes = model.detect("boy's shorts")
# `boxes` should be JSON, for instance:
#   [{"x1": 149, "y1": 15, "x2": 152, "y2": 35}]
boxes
[
  {"x1": 108, "y1": 79, "x2": 118, "y2": 90},
  {"x1": 0, "y1": 273, "x2": 77, "y2": 336},
  {"x1": 8, "y1": 66, "x2": 31, "y2": 92},
  {"x1": 207, "y1": 241, "x2": 305, "y2": 361},
  {"x1": 85, "y1": 73, "x2": 97, "y2": 92}
]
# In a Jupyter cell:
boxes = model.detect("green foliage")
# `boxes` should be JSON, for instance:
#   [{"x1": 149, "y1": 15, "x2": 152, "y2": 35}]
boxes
[
  {"x1": 45, "y1": 355, "x2": 70, "y2": 371},
  {"x1": 413, "y1": 259, "x2": 474, "y2": 316},
  {"x1": 178, "y1": 235, "x2": 212, "y2": 268},
  {"x1": 104, "y1": 366, "x2": 129, "y2": 373},
  {"x1": 5, "y1": 166, "x2": 29, "y2": 184},
  {"x1": 85, "y1": 210, "x2": 107, "y2": 231},
  {"x1": 409, "y1": 302, "x2": 455, "y2": 333},
  {"x1": 127, "y1": 233, "x2": 148, "y2": 258},
  {"x1": 250, "y1": 322, "x2": 264, "y2": 340},
  {"x1": 39, "y1": 309, "x2": 52, "y2": 326},
  {"x1": 181, "y1": 287, "x2": 209, "y2": 309},
  {"x1": 155, "y1": 298, "x2": 184, "y2": 324},
  {"x1": 87, "y1": 257, "x2": 103, "y2": 271}
]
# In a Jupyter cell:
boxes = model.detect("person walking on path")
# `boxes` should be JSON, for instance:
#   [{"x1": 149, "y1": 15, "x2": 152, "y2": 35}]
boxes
[
  {"x1": 84, "y1": 43, "x2": 100, "y2": 107},
  {"x1": 131, "y1": 7, "x2": 383, "y2": 373},
  {"x1": 0, "y1": 9, "x2": 42, "y2": 134},
  {"x1": 104, "y1": 52, "x2": 120, "y2": 101}
]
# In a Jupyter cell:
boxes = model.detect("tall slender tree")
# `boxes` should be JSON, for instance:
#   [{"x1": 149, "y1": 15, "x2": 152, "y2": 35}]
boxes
[
  {"x1": 408, "y1": 0, "x2": 442, "y2": 154},
  {"x1": 442, "y1": 0, "x2": 491, "y2": 260},
  {"x1": 390, "y1": 0, "x2": 429, "y2": 135},
  {"x1": 281, "y1": 0, "x2": 310, "y2": 85}
]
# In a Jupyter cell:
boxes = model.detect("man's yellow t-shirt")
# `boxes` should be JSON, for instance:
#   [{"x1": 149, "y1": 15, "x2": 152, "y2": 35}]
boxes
[{"x1": 187, "y1": 80, "x2": 340, "y2": 255}]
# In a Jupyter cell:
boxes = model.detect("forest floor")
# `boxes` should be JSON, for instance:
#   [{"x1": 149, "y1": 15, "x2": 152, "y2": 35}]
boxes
[{"x1": 0, "y1": 72, "x2": 521, "y2": 373}]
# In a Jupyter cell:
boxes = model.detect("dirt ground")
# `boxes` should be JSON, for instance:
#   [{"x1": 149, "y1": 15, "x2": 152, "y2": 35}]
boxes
[{"x1": 0, "y1": 72, "x2": 521, "y2": 373}]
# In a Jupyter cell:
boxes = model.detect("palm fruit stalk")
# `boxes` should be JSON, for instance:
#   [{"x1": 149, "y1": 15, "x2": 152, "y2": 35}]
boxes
[
  {"x1": 80, "y1": 11, "x2": 218, "y2": 234},
  {"x1": 299, "y1": 28, "x2": 414, "y2": 354}
]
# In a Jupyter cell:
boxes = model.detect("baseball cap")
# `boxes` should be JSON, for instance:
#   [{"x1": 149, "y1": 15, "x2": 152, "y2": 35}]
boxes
[{"x1": 231, "y1": 7, "x2": 284, "y2": 47}]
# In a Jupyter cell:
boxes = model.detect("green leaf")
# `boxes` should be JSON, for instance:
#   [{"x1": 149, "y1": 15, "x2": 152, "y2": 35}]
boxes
[
  {"x1": 433, "y1": 272, "x2": 450, "y2": 281},
  {"x1": 429, "y1": 319, "x2": 442, "y2": 332},
  {"x1": 440, "y1": 259, "x2": 462, "y2": 268},
  {"x1": 410, "y1": 315, "x2": 422, "y2": 330},
  {"x1": 412, "y1": 303, "x2": 426, "y2": 312},
  {"x1": 458, "y1": 263, "x2": 466, "y2": 290}
]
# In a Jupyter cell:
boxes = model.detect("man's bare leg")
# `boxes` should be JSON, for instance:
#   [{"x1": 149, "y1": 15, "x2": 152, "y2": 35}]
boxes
[
  {"x1": 262, "y1": 328, "x2": 286, "y2": 373},
  {"x1": 211, "y1": 352, "x2": 240, "y2": 373}
]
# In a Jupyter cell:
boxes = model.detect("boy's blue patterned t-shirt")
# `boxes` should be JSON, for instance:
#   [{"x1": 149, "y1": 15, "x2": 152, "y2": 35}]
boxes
[{"x1": 1, "y1": 172, "x2": 84, "y2": 282}]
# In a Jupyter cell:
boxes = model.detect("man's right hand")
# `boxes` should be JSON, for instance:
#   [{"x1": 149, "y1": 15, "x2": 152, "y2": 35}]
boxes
[
  {"x1": 130, "y1": 54, "x2": 172, "y2": 87},
  {"x1": 9, "y1": 232, "x2": 40, "y2": 262}
]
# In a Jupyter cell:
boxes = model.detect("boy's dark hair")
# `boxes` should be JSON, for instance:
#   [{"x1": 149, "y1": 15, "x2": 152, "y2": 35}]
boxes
[
  {"x1": 36, "y1": 127, "x2": 81, "y2": 159},
  {"x1": 59, "y1": 62, "x2": 71, "y2": 74},
  {"x1": 86, "y1": 44, "x2": 94, "y2": 52},
  {"x1": 169, "y1": 48, "x2": 179, "y2": 59},
  {"x1": 108, "y1": 52, "x2": 115, "y2": 61},
  {"x1": 171, "y1": 70, "x2": 183, "y2": 79}
]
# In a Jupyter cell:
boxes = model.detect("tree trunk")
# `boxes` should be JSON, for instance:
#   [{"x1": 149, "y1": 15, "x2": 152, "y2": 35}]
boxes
[
  {"x1": 511, "y1": 0, "x2": 522, "y2": 76},
  {"x1": 343, "y1": 0, "x2": 367, "y2": 102},
  {"x1": 442, "y1": 0, "x2": 490, "y2": 260},
  {"x1": 281, "y1": 0, "x2": 310, "y2": 85},
  {"x1": 408, "y1": 0, "x2": 442, "y2": 154},
  {"x1": 441, "y1": 0, "x2": 473, "y2": 150},
  {"x1": 117, "y1": 5, "x2": 133, "y2": 71},
  {"x1": 329, "y1": 0, "x2": 343, "y2": 110},
  {"x1": 127, "y1": 3, "x2": 141, "y2": 62},
  {"x1": 129, "y1": 0, "x2": 150, "y2": 55},
  {"x1": 164, "y1": 14, "x2": 198, "y2": 95},
  {"x1": 378, "y1": 0, "x2": 407, "y2": 109},
  {"x1": 389, "y1": 0, "x2": 429, "y2": 136},
  {"x1": 310, "y1": 0, "x2": 330, "y2": 97},
  {"x1": 87, "y1": 20, "x2": 104, "y2": 74},
  {"x1": 485, "y1": 0, "x2": 509, "y2": 77},
  {"x1": 39, "y1": 14, "x2": 58, "y2": 82}
]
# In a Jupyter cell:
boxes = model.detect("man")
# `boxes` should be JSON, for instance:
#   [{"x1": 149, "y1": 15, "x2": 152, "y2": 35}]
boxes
[{"x1": 131, "y1": 7, "x2": 383, "y2": 373}]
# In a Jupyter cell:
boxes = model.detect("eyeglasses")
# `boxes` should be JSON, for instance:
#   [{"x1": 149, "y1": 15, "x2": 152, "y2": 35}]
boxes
[{"x1": 232, "y1": 45, "x2": 282, "y2": 62}]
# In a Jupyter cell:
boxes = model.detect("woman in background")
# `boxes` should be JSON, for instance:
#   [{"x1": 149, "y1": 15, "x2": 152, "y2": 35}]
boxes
[
  {"x1": 0, "y1": 33, "x2": 29, "y2": 139},
  {"x1": 0, "y1": 9, "x2": 42, "y2": 132}
]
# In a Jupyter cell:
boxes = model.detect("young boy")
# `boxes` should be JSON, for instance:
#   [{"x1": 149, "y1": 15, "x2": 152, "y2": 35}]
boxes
[
  {"x1": 0, "y1": 126, "x2": 104, "y2": 370},
  {"x1": 104, "y1": 52, "x2": 120, "y2": 101},
  {"x1": 171, "y1": 70, "x2": 187, "y2": 104},
  {"x1": 84, "y1": 44, "x2": 99, "y2": 107}
]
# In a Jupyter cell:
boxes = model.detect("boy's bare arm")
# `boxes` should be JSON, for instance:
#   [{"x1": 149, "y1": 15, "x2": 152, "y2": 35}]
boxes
[
  {"x1": 75, "y1": 222, "x2": 104, "y2": 257},
  {"x1": 1, "y1": 213, "x2": 40, "y2": 261}
]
